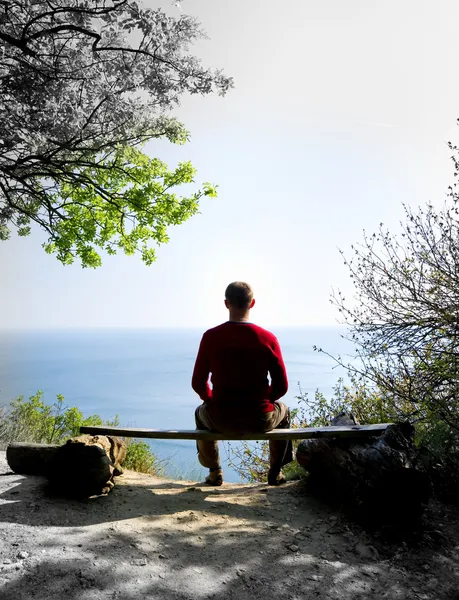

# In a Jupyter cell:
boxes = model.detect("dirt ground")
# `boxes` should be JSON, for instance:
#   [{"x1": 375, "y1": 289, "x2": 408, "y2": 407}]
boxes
[{"x1": 0, "y1": 452, "x2": 458, "y2": 600}]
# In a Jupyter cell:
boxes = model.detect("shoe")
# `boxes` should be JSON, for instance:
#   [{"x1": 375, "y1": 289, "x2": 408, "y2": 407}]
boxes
[
  {"x1": 205, "y1": 468, "x2": 223, "y2": 486},
  {"x1": 267, "y1": 467, "x2": 286, "y2": 486}
]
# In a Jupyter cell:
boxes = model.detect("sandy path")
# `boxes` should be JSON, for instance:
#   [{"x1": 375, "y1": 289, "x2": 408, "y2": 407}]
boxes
[{"x1": 0, "y1": 452, "x2": 458, "y2": 599}]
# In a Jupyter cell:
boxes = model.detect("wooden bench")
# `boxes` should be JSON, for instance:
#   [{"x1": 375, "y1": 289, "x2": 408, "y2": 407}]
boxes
[{"x1": 79, "y1": 423, "x2": 391, "y2": 441}]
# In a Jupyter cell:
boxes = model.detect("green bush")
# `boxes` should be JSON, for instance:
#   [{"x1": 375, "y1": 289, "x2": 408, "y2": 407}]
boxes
[
  {"x1": 0, "y1": 391, "x2": 161, "y2": 477},
  {"x1": 227, "y1": 377, "x2": 391, "y2": 483},
  {"x1": 229, "y1": 376, "x2": 459, "y2": 500},
  {"x1": 122, "y1": 438, "x2": 164, "y2": 476},
  {"x1": 0, "y1": 390, "x2": 107, "y2": 446}
]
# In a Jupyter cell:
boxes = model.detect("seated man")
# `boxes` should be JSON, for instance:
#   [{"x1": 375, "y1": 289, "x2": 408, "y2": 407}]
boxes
[{"x1": 192, "y1": 281, "x2": 293, "y2": 486}]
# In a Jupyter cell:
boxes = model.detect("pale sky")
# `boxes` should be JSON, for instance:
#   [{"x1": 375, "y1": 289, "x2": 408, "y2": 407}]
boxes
[{"x1": 2, "y1": 0, "x2": 459, "y2": 329}]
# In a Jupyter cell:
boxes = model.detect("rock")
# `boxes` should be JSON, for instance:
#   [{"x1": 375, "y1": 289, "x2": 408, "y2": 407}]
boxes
[
  {"x1": 130, "y1": 559, "x2": 148, "y2": 566},
  {"x1": 17, "y1": 552, "x2": 29, "y2": 560},
  {"x1": 288, "y1": 544, "x2": 299, "y2": 552},
  {"x1": 354, "y1": 542, "x2": 379, "y2": 561},
  {"x1": 177, "y1": 512, "x2": 199, "y2": 523},
  {"x1": 342, "y1": 532, "x2": 356, "y2": 544}
]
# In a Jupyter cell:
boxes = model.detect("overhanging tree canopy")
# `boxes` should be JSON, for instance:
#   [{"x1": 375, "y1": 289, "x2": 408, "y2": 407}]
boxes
[{"x1": 0, "y1": 0, "x2": 232, "y2": 266}]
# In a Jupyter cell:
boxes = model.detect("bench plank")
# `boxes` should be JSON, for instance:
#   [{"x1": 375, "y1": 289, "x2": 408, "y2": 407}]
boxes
[{"x1": 79, "y1": 423, "x2": 391, "y2": 441}]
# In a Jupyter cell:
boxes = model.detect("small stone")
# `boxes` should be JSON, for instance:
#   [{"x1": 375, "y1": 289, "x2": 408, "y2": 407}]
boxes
[
  {"x1": 343, "y1": 532, "x2": 356, "y2": 543},
  {"x1": 17, "y1": 552, "x2": 29, "y2": 560},
  {"x1": 3, "y1": 560, "x2": 12, "y2": 565},
  {"x1": 354, "y1": 542, "x2": 379, "y2": 561},
  {"x1": 328, "y1": 515, "x2": 338, "y2": 522},
  {"x1": 131, "y1": 559, "x2": 147, "y2": 567},
  {"x1": 158, "y1": 554, "x2": 167, "y2": 559},
  {"x1": 177, "y1": 512, "x2": 199, "y2": 523},
  {"x1": 423, "y1": 564, "x2": 430, "y2": 572},
  {"x1": 288, "y1": 545, "x2": 299, "y2": 552}
]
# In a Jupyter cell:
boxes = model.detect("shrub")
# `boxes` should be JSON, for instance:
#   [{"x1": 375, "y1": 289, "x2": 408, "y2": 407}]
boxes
[
  {"x1": 122, "y1": 439, "x2": 164, "y2": 476},
  {"x1": 227, "y1": 377, "x2": 391, "y2": 483},
  {"x1": 229, "y1": 375, "x2": 459, "y2": 502},
  {"x1": 0, "y1": 390, "x2": 106, "y2": 446},
  {"x1": 0, "y1": 391, "x2": 162, "y2": 477}
]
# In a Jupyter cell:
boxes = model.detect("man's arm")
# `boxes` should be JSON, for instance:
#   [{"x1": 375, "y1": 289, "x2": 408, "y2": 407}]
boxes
[
  {"x1": 191, "y1": 333, "x2": 213, "y2": 401},
  {"x1": 268, "y1": 336, "x2": 289, "y2": 401}
]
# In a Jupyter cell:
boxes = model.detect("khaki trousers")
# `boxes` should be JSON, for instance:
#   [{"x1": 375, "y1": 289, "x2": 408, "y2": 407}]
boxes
[{"x1": 195, "y1": 401, "x2": 294, "y2": 470}]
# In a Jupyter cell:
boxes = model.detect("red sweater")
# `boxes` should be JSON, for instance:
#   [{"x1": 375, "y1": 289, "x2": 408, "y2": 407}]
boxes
[{"x1": 191, "y1": 321, "x2": 288, "y2": 413}]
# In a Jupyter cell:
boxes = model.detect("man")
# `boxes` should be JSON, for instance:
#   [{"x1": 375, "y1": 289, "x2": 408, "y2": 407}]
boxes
[{"x1": 192, "y1": 281, "x2": 293, "y2": 486}]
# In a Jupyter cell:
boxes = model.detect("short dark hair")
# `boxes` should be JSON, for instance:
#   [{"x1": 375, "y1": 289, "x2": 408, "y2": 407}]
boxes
[{"x1": 225, "y1": 281, "x2": 254, "y2": 309}]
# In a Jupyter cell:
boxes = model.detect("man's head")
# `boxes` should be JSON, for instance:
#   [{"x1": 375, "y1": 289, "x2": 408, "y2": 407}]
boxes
[{"x1": 224, "y1": 282, "x2": 255, "y2": 318}]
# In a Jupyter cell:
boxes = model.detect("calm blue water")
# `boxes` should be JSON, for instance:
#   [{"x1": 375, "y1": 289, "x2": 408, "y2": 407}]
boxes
[{"x1": 0, "y1": 327, "x2": 353, "y2": 482}]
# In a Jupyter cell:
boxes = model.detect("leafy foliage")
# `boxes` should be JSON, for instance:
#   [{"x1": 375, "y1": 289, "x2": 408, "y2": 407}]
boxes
[
  {"x1": 39, "y1": 145, "x2": 217, "y2": 267},
  {"x1": 0, "y1": 0, "x2": 232, "y2": 266},
  {"x1": 330, "y1": 197, "x2": 459, "y2": 435},
  {"x1": 123, "y1": 438, "x2": 164, "y2": 475},
  {"x1": 228, "y1": 376, "x2": 459, "y2": 493},
  {"x1": 0, "y1": 390, "x2": 107, "y2": 445},
  {"x1": 0, "y1": 390, "x2": 162, "y2": 476}
]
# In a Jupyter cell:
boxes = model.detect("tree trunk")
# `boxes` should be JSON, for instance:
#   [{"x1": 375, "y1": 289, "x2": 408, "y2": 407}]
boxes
[
  {"x1": 6, "y1": 442, "x2": 60, "y2": 476},
  {"x1": 48, "y1": 434, "x2": 127, "y2": 499},
  {"x1": 296, "y1": 414, "x2": 431, "y2": 529},
  {"x1": 7, "y1": 435, "x2": 127, "y2": 499}
]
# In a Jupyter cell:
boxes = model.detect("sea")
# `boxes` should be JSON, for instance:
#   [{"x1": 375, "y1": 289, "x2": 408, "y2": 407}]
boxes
[{"x1": 0, "y1": 326, "x2": 353, "y2": 482}]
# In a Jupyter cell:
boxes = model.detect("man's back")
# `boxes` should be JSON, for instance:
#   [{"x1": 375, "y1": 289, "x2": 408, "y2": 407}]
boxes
[
  {"x1": 192, "y1": 281, "x2": 293, "y2": 486},
  {"x1": 192, "y1": 321, "x2": 288, "y2": 413}
]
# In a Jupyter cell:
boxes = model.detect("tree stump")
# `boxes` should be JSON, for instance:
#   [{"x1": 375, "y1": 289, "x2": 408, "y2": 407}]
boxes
[
  {"x1": 6, "y1": 442, "x2": 60, "y2": 476},
  {"x1": 48, "y1": 434, "x2": 127, "y2": 498},
  {"x1": 296, "y1": 414, "x2": 431, "y2": 529},
  {"x1": 7, "y1": 435, "x2": 126, "y2": 499}
]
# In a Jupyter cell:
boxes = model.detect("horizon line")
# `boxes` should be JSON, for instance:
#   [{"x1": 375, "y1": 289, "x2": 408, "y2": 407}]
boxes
[{"x1": 0, "y1": 323, "x2": 346, "y2": 332}]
